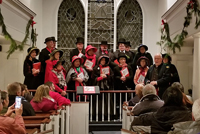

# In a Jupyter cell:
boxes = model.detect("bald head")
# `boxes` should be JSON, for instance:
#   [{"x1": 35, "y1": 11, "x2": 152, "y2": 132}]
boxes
[{"x1": 154, "y1": 53, "x2": 162, "y2": 67}]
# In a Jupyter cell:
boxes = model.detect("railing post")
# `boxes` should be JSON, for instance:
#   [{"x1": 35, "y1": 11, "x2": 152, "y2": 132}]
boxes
[
  {"x1": 125, "y1": 93, "x2": 127, "y2": 102},
  {"x1": 102, "y1": 93, "x2": 104, "y2": 122},
  {"x1": 108, "y1": 93, "x2": 110, "y2": 121},
  {"x1": 90, "y1": 95, "x2": 92, "y2": 122},
  {"x1": 73, "y1": 93, "x2": 75, "y2": 102},
  {"x1": 120, "y1": 93, "x2": 122, "y2": 121},
  {"x1": 96, "y1": 95, "x2": 98, "y2": 122}
]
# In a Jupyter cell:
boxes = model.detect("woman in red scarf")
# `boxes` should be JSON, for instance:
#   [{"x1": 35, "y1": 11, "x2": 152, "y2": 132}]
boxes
[
  {"x1": 66, "y1": 56, "x2": 89, "y2": 101},
  {"x1": 82, "y1": 45, "x2": 97, "y2": 86},
  {"x1": 134, "y1": 56, "x2": 150, "y2": 85}
]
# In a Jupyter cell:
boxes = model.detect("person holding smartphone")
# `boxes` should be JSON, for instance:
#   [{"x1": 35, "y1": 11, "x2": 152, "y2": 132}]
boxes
[{"x1": 0, "y1": 91, "x2": 26, "y2": 134}]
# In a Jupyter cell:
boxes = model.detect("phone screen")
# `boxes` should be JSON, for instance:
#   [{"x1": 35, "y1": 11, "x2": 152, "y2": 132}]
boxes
[{"x1": 15, "y1": 96, "x2": 22, "y2": 109}]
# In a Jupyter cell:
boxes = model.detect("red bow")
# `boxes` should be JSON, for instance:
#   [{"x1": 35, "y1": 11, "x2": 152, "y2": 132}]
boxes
[
  {"x1": 52, "y1": 60, "x2": 58, "y2": 66},
  {"x1": 0, "y1": 0, "x2": 2, "y2": 4},
  {"x1": 31, "y1": 16, "x2": 36, "y2": 27},
  {"x1": 161, "y1": 20, "x2": 165, "y2": 25},
  {"x1": 188, "y1": 0, "x2": 195, "y2": 9}
]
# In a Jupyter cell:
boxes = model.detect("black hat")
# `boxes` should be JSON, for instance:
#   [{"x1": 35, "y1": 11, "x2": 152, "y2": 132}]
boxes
[
  {"x1": 125, "y1": 41, "x2": 131, "y2": 47},
  {"x1": 27, "y1": 47, "x2": 40, "y2": 56},
  {"x1": 137, "y1": 44, "x2": 148, "y2": 52},
  {"x1": 136, "y1": 56, "x2": 150, "y2": 67},
  {"x1": 162, "y1": 53, "x2": 172, "y2": 63},
  {"x1": 52, "y1": 60, "x2": 64, "y2": 68},
  {"x1": 50, "y1": 49, "x2": 63, "y2": 58},
  {"x1": 44, "y1": 37, "x2": 54, "y2": 43},
  {"x1": 98, "y1": 55, "x2": 110, "y2": 65},
  {"x1": 76, "y1": 37, "x2": 84, "y2": 44},
  {"x1": 101, "y1": 41, "x2": 108, "y2": 45},
  {"x1": 118, "y1": 38, "x2": 126, "y2": 44},
  {"x1": 117, "y1": 52, "x2": 127, "y2": 62},
  {"x1": 51, "y1": 36, "x2": 57, "y2": 42}
]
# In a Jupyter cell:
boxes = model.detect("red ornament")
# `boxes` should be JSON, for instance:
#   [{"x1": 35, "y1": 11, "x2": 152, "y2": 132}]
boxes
[
  {"x1": 31, "y1": 21, "x2": 36, "y2": 27},
  {"x1": 188, "y1": 0, "x2": 195, "y2": 9},
  {"x1": 31, "y1": 16, "x2": 34, "y2": 20},
  {"x1": 0, "y1": 0, "x2": 2, "y2": 4},
  {"x1": 161, "y1": 20, "x2": 165, "y2": 25}
]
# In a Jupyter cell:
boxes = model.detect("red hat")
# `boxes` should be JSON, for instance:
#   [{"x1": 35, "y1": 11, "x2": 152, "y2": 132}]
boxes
[
  {"x1": 72, "y1": 56, "x2": 84, "y2": 64},
  {"x1": 85, "y1": 45, "x2": 97, "y2": 53}
]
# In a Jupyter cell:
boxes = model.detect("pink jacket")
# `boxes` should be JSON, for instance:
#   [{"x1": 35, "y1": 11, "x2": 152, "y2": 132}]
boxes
[
  {"x1": 30, "y1": 97, "x2": 57, "y2": 112},
  {"x1": 45, "y1": 60, "x2": 53, "y2": 83},
  {"x1": 134, "y1": 67, "x2": 148, "y2": 85},
  {"x1": 0, "y1": 115, "x2": 26, "y2": 134},
  {"x1": 49, "y1": 91, "x2": 71, "y2": 106}
]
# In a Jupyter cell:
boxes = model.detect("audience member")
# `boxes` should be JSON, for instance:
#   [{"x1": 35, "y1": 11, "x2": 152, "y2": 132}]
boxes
[
  {"x1": 162, "y1": 53, "x2": 180, "y2": 84},
  {"x1": 134, "y1": 56, "x2": 150, "y2": 85},
  {"x1": 45, "y1": 49, "x2": 64, "y2": 83},
  {"x1": 66, "y1": 56, "x2": 89, "y2": 100},
  {"x1": 145, "y1": 53, "x2": 171, "y2": 98},
  {"x1": 45, "y1": 81, "x2": 71, "y2": 106},
  {"x1": 82, "y1": 45, "x2": 97, "y2": 85},
  {"x1": 23, "y1": 47, "x2": 42, "y2": 89},
  {"x1": 168, "y1": 98, "x2": 200, "y2": 134},
  {"x1": 132, "y1": 84, "x2": 164, "y2": 116},
  {"x1": 19, "y1": 83, "x2": 33, "y2": 102},
  {"x1": 0, "y1": 91, "x2": 26, "y2": 134},
  {"x1": 128, "y1": 84, "x2": 144, "y2": 106},
  {"x1": 113, "y1": 53, "x2": 133, "y2": 90},
  {"x1": 30, "y1": 85, "x2": 57, "y2": 112},
  {"x1": 133, "y1": 44, "x2": 153, "y2": 68},
  {"x1": 7, "y1": 82, "x2": 35, "y2": 116},
  {"x1": 70, "y1": 37, "x2": 85, "y2": 61},
  {"x1": 39, "y1": 37, "x2": 55, "y2": 82},
  {"x1": 187, "y1": 89, "x2": 193, "y2": 102},
  {"x1": 48, "y1": 60, "x2": 67, "y2": 96},
  {"x1": 131, "y1": 86, "x2": 192, "y2": 134}
]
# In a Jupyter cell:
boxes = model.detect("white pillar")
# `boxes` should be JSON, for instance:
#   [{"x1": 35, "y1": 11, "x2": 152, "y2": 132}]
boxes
[{"x1": 192, "y1": 34, "x2": 200, "y2": 101}]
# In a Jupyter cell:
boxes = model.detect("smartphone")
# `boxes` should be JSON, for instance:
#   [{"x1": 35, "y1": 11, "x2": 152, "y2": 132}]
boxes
[{"x1": 15, "y1": 96, "x2": 22, "y2": 109}]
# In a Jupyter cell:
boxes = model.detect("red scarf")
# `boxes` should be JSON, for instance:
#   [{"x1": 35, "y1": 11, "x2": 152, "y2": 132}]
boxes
[
  {"x1": 139, "y1": 66, "x2": 146, "y2": 76},
  {"x1": 74, "y1": 67, "x2": 84, "y2": 101},
  {"x1": 101, "y1": 49, "x2": 108, "y2": 54},
  {"x1": 85, "y1": 53, "x2": 96, "y2": 68},
  {"x1": 118, "y1": 63, "x2": 128, "y2": 70},
  {"x1": 46, "y1": 47, "x2": 52, "y2": 53}
]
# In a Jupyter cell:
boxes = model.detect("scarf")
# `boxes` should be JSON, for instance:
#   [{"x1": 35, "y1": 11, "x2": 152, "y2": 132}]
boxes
[
  {"x1": 85, "y1": 53, "x2": 96, "y2": 68},
  {"x1": 73, "y1": 67, "x2": 84, "y2": 100},
  {"x1": 52, "y1": 69, "x2": 66, "y2": 88},
  {"x1": 139, "y1": 66, "x2": 147, "y2": 76},
  {"x1": 101, "y1": 49, "x2": 108, "y2": 54},
  {"x1": 118, "y1": 63, "x2": 128, "y2": 70},
  {"x1": 46, "y1": 47, "x2": 53, "y2": 53}
]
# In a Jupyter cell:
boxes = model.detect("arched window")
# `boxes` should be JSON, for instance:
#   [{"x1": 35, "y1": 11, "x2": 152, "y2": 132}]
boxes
[{"x1": 117, "y1": 0, "x2": 143, "y2": 49}]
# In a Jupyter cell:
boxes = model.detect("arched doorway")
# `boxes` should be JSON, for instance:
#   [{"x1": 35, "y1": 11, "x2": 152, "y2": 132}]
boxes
[
  {"x1": 57, "y1": 0, "x2": 85, "y2": 70},
  {"x1": 117, "y1": 0, "x2": 143, "y2": 49}
]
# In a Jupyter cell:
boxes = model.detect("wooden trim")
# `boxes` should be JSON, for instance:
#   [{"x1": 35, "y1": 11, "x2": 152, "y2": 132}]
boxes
[
  {"x1": 23, "y1": 116, "x2": 50, "y2": 119},
  {"x1": 121, "y1": 129, "x2": 137, "y2": 134},
  {"x1": 37, "y1": 129, "x2": 54, "y2": 134}
]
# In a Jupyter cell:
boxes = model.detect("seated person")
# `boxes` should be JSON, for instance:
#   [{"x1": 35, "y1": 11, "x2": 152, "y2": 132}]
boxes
[
  {"x1": 0, "y1": 93, "x2": 26, "y2": 134},
  {"x1": 7, "y1": 82, "x2": 35, "y2": 116},
  {"x1": 132, "y1": 84, "x2": 164, "y2": 116},
  {"x1": 31, "y1": 85, "x2": 57, "y2": 112},
  {"x1": 128, "y1": 84, "x2": 144, "y2": 106},
  {"x1": 48, "y1": 60, "x2": 67, "y2": 96},
  {"x1": 131, "y1": 86, "x2": 192, "y2": 134},
  {"x1": 171, "y1": 82, "x2": 193, "y2": 110},
  {"x1": 0, "y1": 91, "x2": 15, "y2": 117},
  {"x1": 168, "y1": 98, "x2": 200, "y2": 134},
  {"x1": 19, "y1": 83, "x2": 33, "y2": 102},
  {"x1": 45, "y1": 81, "x2": 71, "y2": 106},
  {"x1": 66, "y1": 56, "x2": 89, "y2": 101}
]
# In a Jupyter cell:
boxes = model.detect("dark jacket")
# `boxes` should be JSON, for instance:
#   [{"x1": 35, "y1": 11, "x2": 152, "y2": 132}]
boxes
[
  {"x1": 131, "y1": 106, "x2": 192, "y2": 134},
  {"x1": 132, "y1": 94, "x2": 164, "y2": 116},
  {"x1": 113, "y1": 50, "x2": 133, "y2": 65},
  {"x1": 113, "y1": 65, "x2": 133, "y2": 90},
  {"x1": 128, "y1": 95, "x2": 140, "y2": 106},
  {"x1": 133, "y1": 52, "x2": 153, "y2": 67},
  {"x1": 8, "y1": 95, "x2": 35, "y2": 116},
  {"x1": 145, "y1": 63, "x2": 171, "y2": 98},
  {"x1": 70, "y1": 48, "x2": 85, "y2": 62},
  {"x1": 166, "y1": 63, "x2": 180, "y2": 84},
  {"x1": 92, "y1": 65, "x2": 114, "y2": 90},
  {"x1": 39, "y1": 48, "x2": 50, "y2": 74},
  {"x1": 23, "y1": 58, "x2": 43, "y2": 89}
]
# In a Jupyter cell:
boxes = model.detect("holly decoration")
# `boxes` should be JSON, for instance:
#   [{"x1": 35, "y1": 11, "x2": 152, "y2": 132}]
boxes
[
  {"x1": 0, "y1": 4, "x2": 37, "y2": 58},
  {"x1": 157, "y1": 0, "x2": 200, "y2": 53}
]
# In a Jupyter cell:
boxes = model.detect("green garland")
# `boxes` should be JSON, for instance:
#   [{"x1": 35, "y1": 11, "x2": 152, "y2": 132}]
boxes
[
  {"x1": 157, "y1": 0, "x2": 200, "y2": 53},
  {"x1": 0, "y1": 8, "x2": 32, "y2": 59}
]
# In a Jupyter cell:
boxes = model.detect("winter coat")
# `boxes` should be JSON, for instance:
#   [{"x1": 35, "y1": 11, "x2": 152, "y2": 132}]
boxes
[
  {"x1": 70, "y1": 48, "x2": 85, "y2": 62},
  {"x1": 113, "y1": 50, "x2": 133, "y2": 65},
  {"x1": 0, "y1": 115, "x2": 26, "y2": 134},
  {"x1": 132, "y1": 94, "x2": 164, "y2": 116},
  {"x1": 131, "y1": 106, "x2": 192, "y2": 134},
  {"x1": 133, "y1": 52, "x2": 153, "y2": 67},
  {"x1": 49, "y1": 91, "x2": 71, "y2": 106},
  {"x1": 145, "y1": 63, "x2": 171, "y2": 98},
  {"x1": 128, "y1": 95, "x2": 140, "y2": 106},
  {"x1": 23, "y1": 58, "x2": 43, "y2": 89},
  {"x1": 134, "y1": 67, "x2": 148, "y2": 85},
  {"x1": 168, "y1": 120, "x2": 200, "y2": 134},
  {"x1": 166, "y1": 63, "x2": 180, "y2": 84},
  {"x1": 113, "y1": 65, "x2": 133, "y2": 90},
  {"x1": 8, "y1": 95, "x2": 35, "y2": 116},
  {"x1": 30, "y1": 97, "x2": 57, "y2": 112}
]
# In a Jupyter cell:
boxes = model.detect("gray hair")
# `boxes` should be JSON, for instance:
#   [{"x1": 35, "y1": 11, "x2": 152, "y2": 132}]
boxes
[
  {"x1": 192, "y1": 98, "x2": 200, "y2": 121},
  {"x1": 142, "y1": 84, "x2": 156, "y2": 96}
]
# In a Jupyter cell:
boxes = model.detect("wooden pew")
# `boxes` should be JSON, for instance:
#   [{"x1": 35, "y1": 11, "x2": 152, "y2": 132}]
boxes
[
  {"x1": 121, "y1": 129, "x2": 137, "y2": 134},
  {"x1": 26, "y1": 128, "x2": 38, "y2": 134}
]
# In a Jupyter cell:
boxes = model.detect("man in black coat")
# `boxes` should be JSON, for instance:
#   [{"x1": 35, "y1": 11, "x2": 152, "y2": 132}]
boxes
[
  {"x1": 145, "y1": 53, "x2": 171, "y2": 98},
  {"x1": 7, "y1": 82, "x2": 35, "y2": 116},
  {"x1": 39, "y1": 37, "x2": 56, "y2": 82},
  {"x1": 113, "y1": 38, "x2": 133, "y2": 66},
  {"x1": 70, "y1": 37, "x2": 85, "y2": 61}
]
